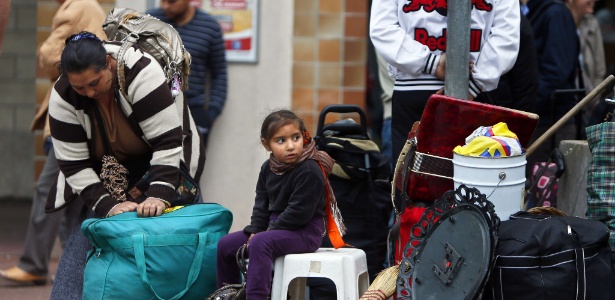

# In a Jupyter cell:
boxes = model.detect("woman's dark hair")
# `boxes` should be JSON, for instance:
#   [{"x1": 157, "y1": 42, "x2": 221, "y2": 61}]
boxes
[
  {"x1": 260, "y1": 109, "x2": 307, "y2": 142},
  {"x1": 59, "y1": 31, "x2": 107, "y2": 75}
]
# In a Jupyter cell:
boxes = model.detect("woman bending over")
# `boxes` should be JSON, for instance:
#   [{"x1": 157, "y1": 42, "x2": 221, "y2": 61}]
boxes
[{"x1": 47, "y1": 31, "x2": 205, "y2": 299}]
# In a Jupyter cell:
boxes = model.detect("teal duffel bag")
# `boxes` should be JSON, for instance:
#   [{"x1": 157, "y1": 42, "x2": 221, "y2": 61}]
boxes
[{"x1": 81, "y1": 203, "x2": 233, "y2": 300}]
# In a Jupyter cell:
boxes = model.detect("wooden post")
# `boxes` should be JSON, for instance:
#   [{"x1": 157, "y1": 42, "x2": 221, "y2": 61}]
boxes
[{"x1": 526, "y1": 75, "x2": 615, "y2": 157}]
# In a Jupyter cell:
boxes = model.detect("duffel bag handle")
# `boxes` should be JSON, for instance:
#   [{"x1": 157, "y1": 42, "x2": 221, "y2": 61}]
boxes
[{"x1": 133, "y1": 232, "x2": 207, "y2": 300}]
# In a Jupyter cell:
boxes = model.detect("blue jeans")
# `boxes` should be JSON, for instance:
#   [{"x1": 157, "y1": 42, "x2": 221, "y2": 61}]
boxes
[{"x1": 381, "y1": 117, "x2": 393, "y2": 172}]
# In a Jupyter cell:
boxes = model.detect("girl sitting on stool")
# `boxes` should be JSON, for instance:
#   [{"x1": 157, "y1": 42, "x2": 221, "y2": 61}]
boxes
[{"x1": 216, "y1": 109, "x2": 346, "y2": 300}]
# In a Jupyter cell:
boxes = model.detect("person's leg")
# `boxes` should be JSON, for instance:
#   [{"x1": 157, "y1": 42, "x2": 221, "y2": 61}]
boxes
[
  {"x1": 245, "y1": 216, "x2": 323, "y2": 300},
  {"x1": 50, "y1": 207, "x2": 91, "y2": 300},
  {"x1": 381, "y1": 117, "x2": 393, "y2": 172},
  {"x1": 60, "y1": 194, "x2": 85, "y2": 248},
  {"x1": 15, "y1": 147, "x2": 62, "y2": 278},
  {"x1": 216, "y1": 230, "x2": 250, "y2": 287},
  {"x1": 391, "y1": 90, "x2": 433, "y2": 164}
]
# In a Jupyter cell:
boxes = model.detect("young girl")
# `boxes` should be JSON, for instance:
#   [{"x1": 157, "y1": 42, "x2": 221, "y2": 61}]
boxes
[{"x1": 216, "y1": 109, "x2": 344, "y2": 299}]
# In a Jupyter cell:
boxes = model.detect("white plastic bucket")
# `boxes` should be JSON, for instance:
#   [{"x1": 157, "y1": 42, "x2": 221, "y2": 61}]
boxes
[{"x1": 453, "y1": 153, "x2": 526, "y2": 220}]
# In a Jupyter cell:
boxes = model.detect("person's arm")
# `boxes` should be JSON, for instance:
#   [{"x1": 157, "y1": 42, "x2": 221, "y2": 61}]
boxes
[
  {"x1": 123, "y1": 51, "x2": 184, "y2": 205},
  {"x1": 0, "y1": 0, "x2": 10, "y2": 55},
  {"x1": 205, "y1": 16, "x2": 227, "y2": 124},
  {"x1": 470, "y1": 0, "x2": 520, "y2": 97},
  {"x1": 48, "y1": 79, "x2": 117, "y2": 217},
  {"x1": 369, "y1": 0, "x2": 441, "y2": 77},
  {"x1": 244, "y1": 162, "x2": 270, "y2": 234},
  {"x1": 268, "y1": 161, "x2": 325, "y2": 231}
]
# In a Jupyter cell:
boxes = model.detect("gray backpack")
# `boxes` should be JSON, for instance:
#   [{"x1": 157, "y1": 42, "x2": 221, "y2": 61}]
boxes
[{"x1": 102, "y1": 7, "x2": 191, "y2": 98}]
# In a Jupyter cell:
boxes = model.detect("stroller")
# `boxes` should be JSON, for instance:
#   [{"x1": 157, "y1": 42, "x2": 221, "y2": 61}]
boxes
[{"x1": 307, "y1": 105, "x2": 392, "y2": 299}]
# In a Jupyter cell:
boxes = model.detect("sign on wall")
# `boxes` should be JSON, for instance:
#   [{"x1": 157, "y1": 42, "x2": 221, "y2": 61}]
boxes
[{"x1": 201, "y1": 0, "x2": 259, "y2": 63}]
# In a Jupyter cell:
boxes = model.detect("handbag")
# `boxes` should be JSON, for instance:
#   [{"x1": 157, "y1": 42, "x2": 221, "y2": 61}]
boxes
[
  {"x1": 523, "y1": 148, "x2": 565, "y2": 210},
  {"x1": 586, "y1": 122, "x2": 615, "y2": 264},
  {"x1": 206, "y1": 244, "x2": 248, "y2": 300},
  {"x1": 92, "y1": 103, "x2": 200, "y2": 205},
  {"x1": 81, "y1": 203, "x2": 233, "y2": 300}
]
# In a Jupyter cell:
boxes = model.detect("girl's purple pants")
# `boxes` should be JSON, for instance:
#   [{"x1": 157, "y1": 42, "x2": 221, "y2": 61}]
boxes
[{"x1": 216, "y1": 214, "x2": 324, "y2": 300}]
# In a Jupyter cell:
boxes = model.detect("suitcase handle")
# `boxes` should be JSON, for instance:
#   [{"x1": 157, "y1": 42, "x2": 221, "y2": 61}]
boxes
[
  {"x1": 133, "y1": 232, "x2": 208, "y2": 300},
  {"x1": 316, "y1": 104, "x2": 367, "y2": 137}
]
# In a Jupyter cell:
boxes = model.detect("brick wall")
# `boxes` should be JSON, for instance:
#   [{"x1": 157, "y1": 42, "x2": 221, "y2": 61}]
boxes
[
  {"x1": 292, "y1": 0, "x2": 369, "y2": 131},
  {"x1": 0, "y1": 0, "x2": 37, "y2": 199}
]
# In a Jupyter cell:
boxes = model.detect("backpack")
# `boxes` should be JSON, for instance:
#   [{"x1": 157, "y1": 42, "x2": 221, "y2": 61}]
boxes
[
  {"x1": 314, "y1": 106, "x2": 391, "y2": 278},
  {"x1": 102, "y1": 7, "x2": 191, "y2": 99}
]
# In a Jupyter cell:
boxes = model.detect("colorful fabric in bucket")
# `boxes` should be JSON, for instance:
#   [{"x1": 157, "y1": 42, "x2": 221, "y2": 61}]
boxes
[{"x1": 454, "y1": 122, "x2": 523, "y2": 157}]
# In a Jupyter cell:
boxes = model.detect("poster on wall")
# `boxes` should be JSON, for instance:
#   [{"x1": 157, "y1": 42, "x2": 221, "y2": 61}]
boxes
[{"x1": 201, "y1": 0, "x2": 259, "y2": 63}]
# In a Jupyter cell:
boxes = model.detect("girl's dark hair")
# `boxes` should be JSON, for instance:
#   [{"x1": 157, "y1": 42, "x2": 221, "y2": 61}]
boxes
[
  {"x1": 59, "y1": 31, "x2": 107, "y2": 75},
  {"x1": 260, "y1": 109, "x2": 307, "y2": 142}
]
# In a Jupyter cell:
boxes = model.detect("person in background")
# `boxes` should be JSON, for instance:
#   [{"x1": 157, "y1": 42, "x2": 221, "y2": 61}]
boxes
[
  {"x1": 0, "y1": 0, "x2": 106, "y2": 285},
  {"x1": 216, "y1": 110, "x2": 342, "y2": 300},
  {"x1": 567, "y1": 0, "x2": 606, "y2": 123},
  {"x1": 475, "y1": 4, "x2": 538, "y2": 113},
  {"x1": 147, "y1": 0, "x2": 227, "y2": 146},
  {"x1": 369, "y1": 0, "x2": 520, "y2": 170},
  {"x1": 525, "y1": 0, "x2": 580, "y2": 176},
  {"x1": 47, "y1": 31, "x2": 205, "y2": 299},
  {"x1": 376, "y1": 51, "x2": 394, "y2": 172}
]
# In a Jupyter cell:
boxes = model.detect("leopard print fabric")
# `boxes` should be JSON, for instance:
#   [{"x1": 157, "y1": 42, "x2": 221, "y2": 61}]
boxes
[{"x1": 99, "y1": 155, "x2": 129, "y2": 202}]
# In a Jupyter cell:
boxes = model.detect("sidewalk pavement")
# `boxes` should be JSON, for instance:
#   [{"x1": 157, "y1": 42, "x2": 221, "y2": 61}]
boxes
[{"x1": 0, "y1": 199, "x2": 61, "y2": 300}]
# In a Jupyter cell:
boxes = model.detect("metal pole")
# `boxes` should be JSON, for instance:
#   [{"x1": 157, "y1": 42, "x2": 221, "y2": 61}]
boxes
[{"x1": 444, "y1": 0, "x2": 472, "y2": 99}]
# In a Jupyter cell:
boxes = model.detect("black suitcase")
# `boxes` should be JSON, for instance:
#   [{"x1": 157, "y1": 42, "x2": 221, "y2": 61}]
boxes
[
  {"x1": 485, "y1": 211, "x2": 615, "y2": 300},
  {"x1": 308, "y1": 105, "x2": 392, "y2": 299}
]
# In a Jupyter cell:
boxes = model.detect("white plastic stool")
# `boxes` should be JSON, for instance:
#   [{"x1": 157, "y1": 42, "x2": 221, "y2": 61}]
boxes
[{"x1": 270, "y1": 248, "x2": 369, "y2": 300}]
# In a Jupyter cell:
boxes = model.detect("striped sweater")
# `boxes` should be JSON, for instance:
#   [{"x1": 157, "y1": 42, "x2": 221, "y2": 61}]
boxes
[{"x1": 46, "y1": 42, "x2": 206, "y2": 217}]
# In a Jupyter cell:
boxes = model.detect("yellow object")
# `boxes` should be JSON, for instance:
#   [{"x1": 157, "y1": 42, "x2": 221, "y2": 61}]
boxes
[
  {"x1": 454, "y1": 122, "x2": 523, "y2": 157},
  {"x1": 163, "y1": 206, "x2": 184, "y2": 214},
  {"x1": 489, "y1": 122, "x2": 518, "y2": 139}
]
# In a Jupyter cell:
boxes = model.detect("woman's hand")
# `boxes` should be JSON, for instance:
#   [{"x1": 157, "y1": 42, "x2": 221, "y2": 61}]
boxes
[
  {"x1": 108, "y1": 201, "x2": 138, "y2": 217},
  {"x1": 137, "y1": 197, "x2": 167, "y2": 217}
]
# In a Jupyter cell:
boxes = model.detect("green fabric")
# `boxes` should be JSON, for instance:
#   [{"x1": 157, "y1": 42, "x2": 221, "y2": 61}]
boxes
[
  {"x1": 586, "y1": 122, "x2": 615, "y2": 264},
  {"x1": 81, "y1": 203, "x2": 233, "y2": 300}
]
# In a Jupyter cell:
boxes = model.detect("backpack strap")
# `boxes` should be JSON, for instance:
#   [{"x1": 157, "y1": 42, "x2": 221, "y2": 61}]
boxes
[{"x1": 116, "y1": 33, "x2": 139, "y2": 100}]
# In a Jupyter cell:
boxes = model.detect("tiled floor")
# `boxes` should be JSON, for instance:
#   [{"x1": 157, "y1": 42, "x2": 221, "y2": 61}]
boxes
[{"x1": 0, "y1": 200, "x2": 60, "y2": 300}]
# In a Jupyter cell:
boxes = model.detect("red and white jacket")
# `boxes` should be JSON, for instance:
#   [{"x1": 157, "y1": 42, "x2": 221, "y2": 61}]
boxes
[{"x1": 370, "y1": 0, "x2": 520, "y2": 97}]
